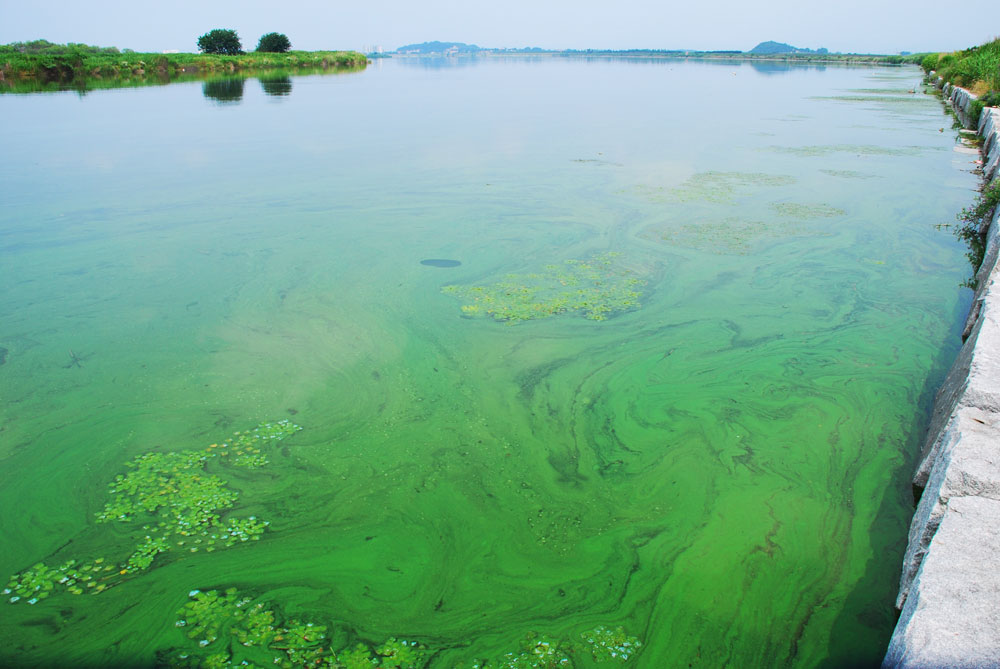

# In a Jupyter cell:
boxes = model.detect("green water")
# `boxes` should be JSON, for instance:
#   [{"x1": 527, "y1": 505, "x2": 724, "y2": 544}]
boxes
[{"x1": 0, "y1": 59, "x2": 980, "y2": 667}]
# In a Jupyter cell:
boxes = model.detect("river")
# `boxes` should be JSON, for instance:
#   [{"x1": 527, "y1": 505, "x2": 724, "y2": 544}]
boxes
[{"x1": 0, "y1": 56, "x2": 980, "y2": 667}]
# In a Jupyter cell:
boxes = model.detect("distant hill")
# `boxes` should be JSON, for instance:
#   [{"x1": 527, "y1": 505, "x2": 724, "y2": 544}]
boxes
[
  {"x1": 749, "y1": 41, "x2": 828, "y2": 55},
  {"x1": 395, "y1": 41, "x2": 481, "y2": 55}
]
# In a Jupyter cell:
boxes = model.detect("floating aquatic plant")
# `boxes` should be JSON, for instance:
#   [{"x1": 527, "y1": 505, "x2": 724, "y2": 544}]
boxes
[
  {"x1": 443, "y1": 253, "x2": 644, "y2": 324},
  {"x1": 4, "y1": 558, "x2": 115, "y2": 602},
  {"x1": 173, "y1": 587, "x2": 640, "y2": 668},
  {"x1": 336, "y1": 642, "x2": 380, "y2": 668},
  {"x1": 5, "y1": 420, "x2": 301, "y2": 605},
  {"x1": 580, "y1": 626, "x2": 641, "y2": 663},
  {"x1": 472, "y1": 633, "x2": 573, "y2": 668},
  {"x1": 220, "y1": 516, "x2": 269, "y2": 546},
  {"x1": 376, "y1": 637, "x2": 426, "y2": 668},
  {"x1": 127, "y1": 534, "x2": 171, "y2": 571},
  {"x1": 96, "y1": 451, "x2": 236, "y2": 528},
  {"x1": 176, "y1": 588, "x2": 427, "y2": 668}
]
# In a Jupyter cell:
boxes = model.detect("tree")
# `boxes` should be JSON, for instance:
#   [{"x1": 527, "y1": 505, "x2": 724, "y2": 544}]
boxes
[
  {"x1": 256, "y1": 32, "x2": 291, "y2": 53},
  {"x1": 197, "y1": 29, "x2": 243, "y2": 55}
]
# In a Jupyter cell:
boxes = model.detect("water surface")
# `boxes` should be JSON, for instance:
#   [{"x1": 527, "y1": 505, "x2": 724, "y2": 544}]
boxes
[{"x1": 0, "y1": 58, "x2": 980, "y2": 667}]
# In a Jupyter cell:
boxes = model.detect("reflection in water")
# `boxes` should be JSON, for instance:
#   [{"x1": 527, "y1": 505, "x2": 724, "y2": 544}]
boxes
[
  {"x1": 202, "y1": 78, "x2": 246, "y2": 105},
  {"x1": 749, "y1": 60, "x2": 828, "y2": 75},
  {"x1": 260, "y1": 76, "x2": 293, "y2": 97},
  {"x1": 394, "y1": 55, "x2": 486, "y2": 69}
]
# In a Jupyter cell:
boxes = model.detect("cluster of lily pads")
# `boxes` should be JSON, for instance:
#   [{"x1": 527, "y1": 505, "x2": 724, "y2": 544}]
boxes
[
  {"x1": 175, "y1": 587, "x2": 640, "y2": 668},
  {"x1": 3, "y1": 558, "x2": 115, "y2": 603},
  {"x1": 443, "y1": 253, "x2": 644, "y2": 324},
  {"x1": 473, "y1": 633, "x2": 573, "y2": 668},
  {"x1": 4, "y1": 420, "x2": 300, "y2": 605},
  {"x1": 579, "y1": 626, "x2": 641, "y2": 663},
  {"x1": 175, "y1": 588, "x2": 427, "y2": 668},
  {"x1": 470, "y1": 627, "x2": 640, "y2": 668}
]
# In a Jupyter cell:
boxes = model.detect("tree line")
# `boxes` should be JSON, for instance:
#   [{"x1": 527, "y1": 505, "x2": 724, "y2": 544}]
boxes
[{"x1": 197, "y1": 29, "x2": 291, "y2": 55}]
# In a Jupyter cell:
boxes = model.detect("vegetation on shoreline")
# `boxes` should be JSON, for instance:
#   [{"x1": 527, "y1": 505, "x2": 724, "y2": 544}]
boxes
[
  {"x1": 918, "y1": 38, "x2": 1000, "y2": 96},
  {"x1": 955, "y1": 179, "x2": 1000, "y2": 287},
  {"x1": 917, "y1": 38, "x2": 1000, "y2": 126},
  {"x1": 0, "y1": 40, "x2": 366, "y2": 88}
]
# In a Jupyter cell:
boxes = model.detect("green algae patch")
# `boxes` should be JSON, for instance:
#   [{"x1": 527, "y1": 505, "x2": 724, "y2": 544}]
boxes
[
  {"x1": 820, "y1": 169, "x2": 872, "y2": 179},
  {"x1": 654, "y1": 172, "x2": 796, "y2": 204},
  {"x1": 810, "y1": 95, "x2": 926, "y2": 104},
  {"x1": 770, "y1": 202, "x2": 846, "y2": 219},
  {"x1": 443, "y1": 253, "x2": 644, "y2": 324},
  {"x1": 843, "y1": 88, "x2": 917, "y2": 95},
  {"x1": 641, "y1": 217, "x2": 823, "y2": 255},
  {"x1": 4, "y1": 420, "x2": 300, "y2": 605},
  {"x1": 767, "y1": 144, "x2": 925, "y2": 157}
]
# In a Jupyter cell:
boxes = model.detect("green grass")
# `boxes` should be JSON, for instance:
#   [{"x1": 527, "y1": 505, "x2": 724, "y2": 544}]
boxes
[
  {"x1": 0, "y1": 40, "x2": 367, "y2": 88},
  {"x1": 919, "y1": 38, "x2": 1000, "y2": 97}
]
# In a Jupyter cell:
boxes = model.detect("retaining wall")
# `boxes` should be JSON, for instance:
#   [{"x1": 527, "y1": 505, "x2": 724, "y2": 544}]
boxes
[{"x1": 883, "y1": 82, "x2": 1000, "y2": 667}]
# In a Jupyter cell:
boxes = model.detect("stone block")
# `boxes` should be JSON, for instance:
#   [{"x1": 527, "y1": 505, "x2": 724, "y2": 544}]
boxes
[{"x1": 884, "y1": 495, "x2": 1000, "y2": 668}]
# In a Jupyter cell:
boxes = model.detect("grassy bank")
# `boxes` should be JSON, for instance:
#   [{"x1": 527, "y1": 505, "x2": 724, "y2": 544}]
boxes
[
  {"x1": 0, "y1": 41, "x2": 367, "y2": 87},
  {"x1": 918, "y1": 38, "x2": 1000, "y2": 94},
  {"x1": 916, "y1": 38, "x2": 1000, "y2": 124}
]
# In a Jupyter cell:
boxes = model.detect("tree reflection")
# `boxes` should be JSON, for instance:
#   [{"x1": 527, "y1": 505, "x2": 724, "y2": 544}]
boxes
[
  {"x1": 202, "y1": 78, "x2": 245, "y2": 105},
  {"x1": 259, "y1": 76, "x2": 293, "y2": 97}
]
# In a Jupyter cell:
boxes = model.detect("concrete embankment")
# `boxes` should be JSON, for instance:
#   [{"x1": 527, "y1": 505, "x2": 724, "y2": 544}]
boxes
[{"x1": 883, "y1": 82, "x2": 1000, "y2": 667}]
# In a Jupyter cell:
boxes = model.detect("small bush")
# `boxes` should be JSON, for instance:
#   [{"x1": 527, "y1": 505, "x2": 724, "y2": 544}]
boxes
[
  {"x1": 921, "y1": 53, "x2": 939, "y2": 72},
  {"x1": 969, "y1": 99, "x2": 985, "y2": 126},
  {"x1": 957, "y1": 180, "x2": 1000, "y2": 281},
  {"x1": 256, "y1": 32, "x2": 291, "y2": 53}
]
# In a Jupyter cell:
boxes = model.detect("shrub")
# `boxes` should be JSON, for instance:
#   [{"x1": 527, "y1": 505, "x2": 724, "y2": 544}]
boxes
[
  {"x1": 197, "y1": 29, "x2": 243, "y2": 55},
  {"x1": 969, "y1": 99, "x2": 985, "y2": 126},
  {"x1": 256, "y1": 32, "x2": 291, "y2": 53},
  {"x1": 957, "y1": 179, "x2": 1000, "y2": 280}
]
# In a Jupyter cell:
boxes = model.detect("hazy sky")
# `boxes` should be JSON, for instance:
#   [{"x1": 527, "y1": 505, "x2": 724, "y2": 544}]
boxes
[{"x1": 1, "y1": 0, "x2": 996, "y2": 54}]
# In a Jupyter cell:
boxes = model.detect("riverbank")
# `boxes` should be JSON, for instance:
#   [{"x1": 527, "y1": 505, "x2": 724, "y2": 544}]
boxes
[
  {"x1": 0, "y1": 49, "x2": 367, "y2": 87},
  {"x1": 883, "y1": 80, "x2": 1000, "y2": 667}
]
